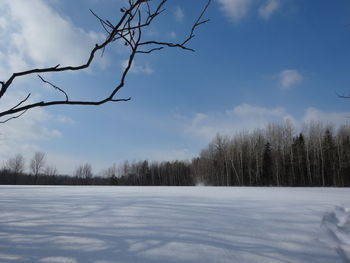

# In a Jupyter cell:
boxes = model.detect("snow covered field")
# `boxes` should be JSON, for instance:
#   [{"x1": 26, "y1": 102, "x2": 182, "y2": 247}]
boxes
[{"x1": 0, "y1": 186, "x2": 349, "y2": 263}]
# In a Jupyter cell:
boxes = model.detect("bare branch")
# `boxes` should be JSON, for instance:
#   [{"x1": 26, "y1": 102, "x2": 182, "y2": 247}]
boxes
[
  {"x1": 0, "y1": 1, "x2": 140, "y2": 99},
  {"x1": 111, "y1": 97, "x2": 132, "y2": 102},
  {"x1": 136, "y1": 47, "x2": 164, "y2": 54},
  {"x1": 10, "y1": 93, "x2": 31, "y2": 111},
  {"x1": 0, "y1": 98, "x2": 131, "y2": 118},
  {"x1": 182, "y1": 0, "x2": 211, "y2": 46},
  {"x1": 139, "y1": 0, "x2": 211, "y2": 52},
  {"x1": 0, "y1": 0, "x2": 211, "y2": 121},
  {"x1": 139, "y1": 40, "x2": 195, "y2": 52},
  {"x1": 0, "y1": 110, "x2": 28, "y2": 124},
  {"x1": 89, "y1": 9, "x2": 113, "y2": 34},
  {"x1": 38, "y1": 75, "x2": 69, "y2": 101}
]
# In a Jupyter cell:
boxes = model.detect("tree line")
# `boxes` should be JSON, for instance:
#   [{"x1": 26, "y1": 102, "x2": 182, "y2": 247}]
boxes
[
  {"x1": 192, "y1": 122, "x2": 350, "y2": 187},
  {"x1": 1, "y1": 121, "x2": 349, "y2": 186}
]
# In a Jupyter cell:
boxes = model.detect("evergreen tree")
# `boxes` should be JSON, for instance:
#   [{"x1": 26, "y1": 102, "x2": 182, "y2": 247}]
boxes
[
  {"x1": 292, "y1": 133, "x2": 307, "y2": 186},
  {"x1": 262, "y1": 142, "x2": 273, "y2": 186},
  {"x1": 322, "y1": 129, "x2": 336, "y2": 186},
  {"x1": 340, "y1": 136, "x2": 350, "y2": 186}
]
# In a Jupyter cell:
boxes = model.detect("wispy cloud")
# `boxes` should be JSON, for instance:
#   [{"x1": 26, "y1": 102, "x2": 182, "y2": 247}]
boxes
[
  {"x1": 121, "y1": 60, "x2": 154, "y2": 75},
  {"x1": 217, "y1": 0, "x2": 254, "y2": 22},
  {"x1": 279, "y1": 69, "x2": 303, "y2": 89},
  {"x1": 185, "y1": 104, "x2": 296, "y2": 140},
  {"x1": 228, "y1": 104, "x2": 286, "y2": 117},
  {"x1": 0, "y1": 88, "x2": 77, "y2": 172},
  {"x1": 182, "y1": 104, "x2": 349, "y2": 141},
  {"x1": 218, "y1": 0, "x2": 283, "y2": 22},
  {"x1": 0, "y1": 0, "x2": 104, "y2": 79},
  {"x1": 258, "y1": 0, "x2": 281, "y2": 20},
  {"x1": 0, "y1": 95, "x2": 62, "y2": 170},
  {"x1": 168, "y1": 31, "x2": 177, "y2": 40},
  {"x1": 174, "y1": 6, "x2": 185, "y2": 22},
  {"x1": 303, "y1": 107, "x2": 350, "y2": 126}
]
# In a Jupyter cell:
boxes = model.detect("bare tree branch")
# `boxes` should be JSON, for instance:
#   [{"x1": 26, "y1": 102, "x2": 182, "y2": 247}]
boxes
[
  {"x1": 89, "y1": 9, "x2": 113, "y2": 34},
  {"x1": 136, "y1": 47, "x2": 164, "y2": 54},
  {"x1": 0, "y1": 0, "x2": 211, "y2": 122},
  {"x1": 0, "y1": 110, "x2": 28, "y2": 124},
  {"x1": 9, "y1": 93, "x2": 31, "y2": 111},
  {"x1": 38, "y1": 75, "x2": 69, "y2": 101},
  {"x1": 182, "y1": 0, "x2": 211, "y2": 46},
  {"x1": 139, "y1": 40, "x2": 195, "y2": 52}
]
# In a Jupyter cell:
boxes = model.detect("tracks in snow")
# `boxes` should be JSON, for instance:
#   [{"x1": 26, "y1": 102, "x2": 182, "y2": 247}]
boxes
[{"x1": 321, "y1": 206, "x2": 350, "y2": 263}]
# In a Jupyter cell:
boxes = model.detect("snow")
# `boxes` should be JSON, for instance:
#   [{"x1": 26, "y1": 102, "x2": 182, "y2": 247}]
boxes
[{"x1": 0, "y1": 186, "x2": 349, "y2": 263}]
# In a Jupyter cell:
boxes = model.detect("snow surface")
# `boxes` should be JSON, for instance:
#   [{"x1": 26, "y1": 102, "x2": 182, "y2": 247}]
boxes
[{"x1": 0, "y1": 186, "x2": 349, "y2": 263}]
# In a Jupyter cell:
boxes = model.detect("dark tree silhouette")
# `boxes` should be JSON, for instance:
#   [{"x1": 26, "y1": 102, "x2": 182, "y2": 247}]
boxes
[
  {"x1": 0, "y1": 0, "x2": 211, "y2": 123},
  {"x1": 262, "y1": 142, "x2": 273, "y2": 186},
  {"x1": 292, "y1": 133, "x2": 308, "y2": 186},
  {"x1": 322, "y1": 128, "x2": 336, "y2": 186},
  {"x1": 30, "y1": 152, "x2": 46, "y2": 184}
]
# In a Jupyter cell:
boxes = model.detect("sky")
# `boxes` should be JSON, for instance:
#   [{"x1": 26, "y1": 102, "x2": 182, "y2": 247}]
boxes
[{"x1": 0, "y1": 0, "x2": 350, "y2": 175}]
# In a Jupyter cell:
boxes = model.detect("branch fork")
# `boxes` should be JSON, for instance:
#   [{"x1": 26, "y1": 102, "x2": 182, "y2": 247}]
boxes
[{"x1": 0, "y1": 0, "x2": 211, "y2": 123}]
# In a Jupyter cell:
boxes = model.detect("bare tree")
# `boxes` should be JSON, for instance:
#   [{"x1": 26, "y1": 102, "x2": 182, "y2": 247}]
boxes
[
  {"x1": 4, "y1": 154, "x2": 25, "y2": 184},
  {"x1": 103, "y1": 164, "x2": 118, "y2": 185},
  {"x1": 4, "y1": 154, "x2": 25, "y2": 174},
  {"x1": 103, "y1": 164, "x2": 117, "y2": 178},
  {"x1": 30, "y1": 152, "x2": 46, "y2": 177},
  {"x1": 74, "y1": 163, "x2": 93, "y2": 184},
  {"x1": 44, "y1": 165, "x2": 58, "y2": 177},
  {"x1": 0, "y1": 0, "x2": 211, "y2": 123}
]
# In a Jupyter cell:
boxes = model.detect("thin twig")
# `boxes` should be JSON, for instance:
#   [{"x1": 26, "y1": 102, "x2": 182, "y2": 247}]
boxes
[
  {"x1": 0, "y1": 0, "x2": 211, "y2": 121},
  {"x1": 38, "y1": 75, "x2": 69, "y2": 101},
  {"x1": 0, "y1": 110, "x2": 28, "y2": 124},
  {"x1": 10, "y1": 93, "x2": 31, "y2": 111},
  {"x1": 90, "y1": 9, "x2": 113, "y2": 34},
  {"x1": 136, "y1": 47, "x2": 164, "y2": 54},
  {"x1": 182, "y1": 0, "x2": 211, "y2": 46},
  {"x1": 139, "y1": 40, "x2": 195, "y2": 51}
]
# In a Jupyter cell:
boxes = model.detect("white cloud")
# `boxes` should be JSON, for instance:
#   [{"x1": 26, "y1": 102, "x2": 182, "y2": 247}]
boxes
[
  {"x1": 0, "y1": 0, "x2": 104, "y2": 79},
  {"x1": 192, "y1": 113, "x2": 208, "y2": 125},
  {"x1": 183, "y1": 104, "x2": 350, "y2": 141},
  {"x1": 0, "y1": 92, "x2": 61, "y2": 141},
  {"x1": 55, "y1": 115, "x2": 76, "y2": 125},
  {"x1": 168, "y1": 31, "x2": 177, "y2": 40},
  {"x1": 258, "y1": 0, "x2": 281, "y2": 20},
  {"x1": 121, "y1": 60, "x2": 154, "y2": 75},
  {"x1": 194, "y1": 104, "x2": 296, "y2": 140},
  {"x1": 0, "y1": 111, "x2": 61, "y2": 141},
  {"x1": 0, "y1": 108, "x2": 61, "y2": 172},
  {"x1": 218, "y1": 0, "x2": 285, "y2": 22},
  {"x1": 0, "y1": 90, "x2": 77, "y2": 172},
  {"x1": 279, "y1": 69, "x2": 303, "y2": 89},
  {"x1": 227, "y1": 103, "x2": 285, "y2": 117},
  {"x1": 175, "y1": 6, "x2": 185, "y2": 22},
  {"x1": 0, "y1": 17, "x2": 7, "y2": 30},
  {"x1": 303, "y1": 107, "x2": 350, "y2": 126},
  {"x1": 217, "y1": 0, "x2": 254, "y2": 22}
]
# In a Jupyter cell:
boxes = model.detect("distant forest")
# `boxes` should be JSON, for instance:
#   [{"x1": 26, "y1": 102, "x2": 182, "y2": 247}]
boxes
[{"x1": 1, "y1": 121, "x2": 350, "y2": 187}]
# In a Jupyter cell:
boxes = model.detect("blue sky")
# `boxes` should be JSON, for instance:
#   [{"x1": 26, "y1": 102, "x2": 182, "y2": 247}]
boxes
[{"x1": 0, "y1": 0, "x2": 350, "y2": 174}]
